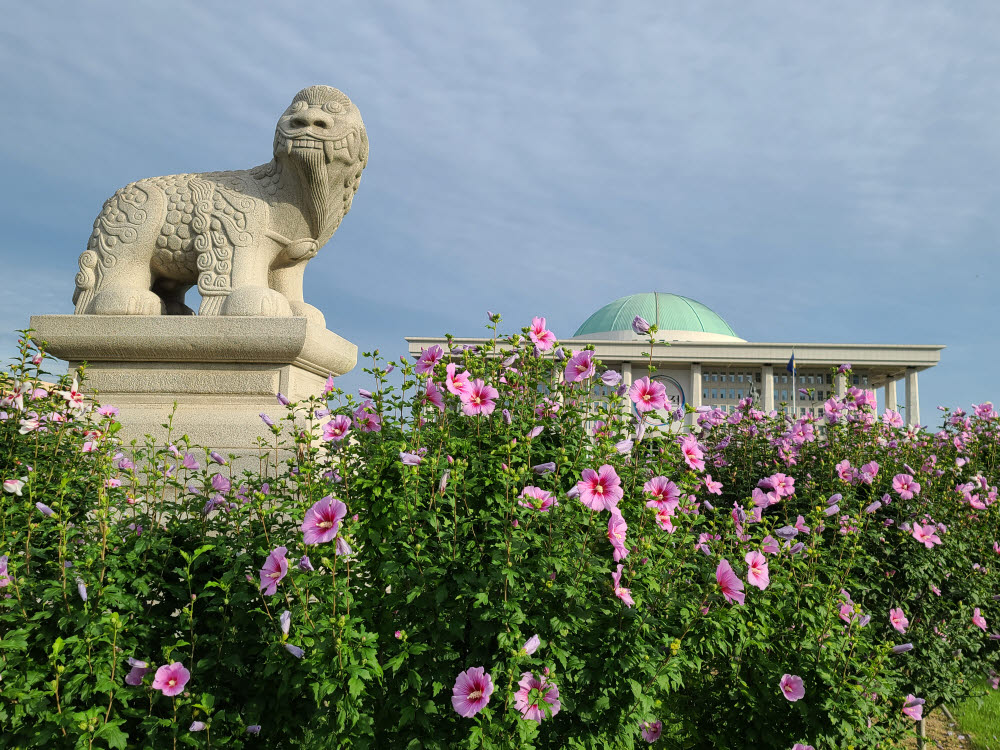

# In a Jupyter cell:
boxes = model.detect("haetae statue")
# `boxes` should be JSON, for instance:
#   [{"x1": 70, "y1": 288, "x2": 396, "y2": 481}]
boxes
[{"x1": 73, "y1": 85, "x2": 368, "y2": 326}]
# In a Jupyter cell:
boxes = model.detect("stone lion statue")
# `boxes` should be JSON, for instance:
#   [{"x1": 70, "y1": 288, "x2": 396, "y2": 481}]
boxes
[{"x1": 73, "y1": 85, "x2": 368, "y2": 325}]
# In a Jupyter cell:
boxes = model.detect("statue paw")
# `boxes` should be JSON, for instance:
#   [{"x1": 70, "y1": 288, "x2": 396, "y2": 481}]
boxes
[
  {"x1": 289, "y1": 301, "x2": 326, "y2": 328},
  {"x1": 90, "y1": 288, "x2": 164, "y2": 315},
  {"x1": 220, "y1": 286, "x2": 293, "y2": 317},
  {"x1": 284, "y1": 238, "x2": 319, "y2": 261}
]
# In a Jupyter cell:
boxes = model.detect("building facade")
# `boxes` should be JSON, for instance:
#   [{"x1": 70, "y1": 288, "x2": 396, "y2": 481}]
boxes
[{"x1": 407, "y1": 293, "x2": 943, "y2": 427}]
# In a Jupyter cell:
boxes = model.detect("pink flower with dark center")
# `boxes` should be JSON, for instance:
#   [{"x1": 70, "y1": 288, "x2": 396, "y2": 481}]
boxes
[
  {"x1": 414, "y1": 345, "x2": 444, "y2": 375},
  {"x1": 892, "y1": 474, "x2": 920, "y2": 500},
  {"x1": 301, "y1": 496, "x2": 348, "y2": 545},
  {"x1": 57, "y1": 376, "x2": 87, "y2": 412},
  {"x1": 779, "y1": 674, "x2": 805, "y2": 702},
  {"x1": 765, "y1": 473, "x2": 796, "y2": 498},
  {"x1": 564, "y1": 350, "x2": 596, "y2": 382},
  {"x1": 680, "y1": 435, "x2": 705, "y2": 472},
  {"x1": 716, "y1": 559, "x2": 745, "y2": 605},
  {"x1": 518, "y1": 486, "x2": 558, "y2": 512},
  {"x1": 353, "y1": 402, "x2": 382, "y2": 432},
  {"x1": 577, "y1": 465, "x2": 623, "y2": 511},
  {"x1": 612, "y1": 563, "x2": 634, "y2": 607},
  {"x1": 644, "y1": 476, "x2": 680, "y2": 509},
  {"x1": 902, "y1": 694, "x2": 924, "y2": 721},
  {"x1": 322, "y1": 415, "x2": 352, "y2": 442},
  {"x1": 259, "y1": 546, "x2": 289, "y2": 595},
  {"x1": 640, "y1": 720, "x2": 663, "y2": 743},
  {"x1": 890, "y1": 607, "x2": 909, "y2": 634},
  {"x1": 423, "y1": 380, "x2": 445, "y2": 412},
  {"x1": 745, "y1": 551, "x2": 769, "y2": 590},
  {"x1": 911, "y1": 523, "x2": 942, "y2": 549},
  {"x1": 653, "y1": 508, "x2": 674, "y2": 532},
  {"x1": 973, "y1": 607, "x2": 988, "y2": 631},
  {"x1": 460, "y1": 379, "x2": 498, "y2": 417},
  {"x1": 151, "y1": 662, "x2": 191, "y2": 697},
  {"x1": 835, "y1": 459, "x2": 855, "y2": 483},
  {"x1": 514, "y1": 671, "x2": 561, "y2": 723},
  {"x1": 451, "y1": 666, "x2": 494, "y2": 718},
  {"x1": 445, "y1": 363, "x2": 472, "y2": 397},
  {"x1": 529, "y1": 317, "x2": 556, "y2": 351},
  {"x1": 607, "y1": 508, "x2": 629, "y2": 561},
  {"x1": 629, "y1": 376, "x2": 667, "y2": 413}
]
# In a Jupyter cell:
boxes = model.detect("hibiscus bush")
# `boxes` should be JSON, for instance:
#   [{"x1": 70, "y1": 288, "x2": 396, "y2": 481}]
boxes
[{"x1": 0, "y1": 319, "x2": 997, "y2": 749}]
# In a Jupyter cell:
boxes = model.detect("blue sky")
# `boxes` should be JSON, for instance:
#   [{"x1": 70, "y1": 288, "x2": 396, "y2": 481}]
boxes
[{"x1": 2, "y1": 1, "x2": 998, "y2": 421}]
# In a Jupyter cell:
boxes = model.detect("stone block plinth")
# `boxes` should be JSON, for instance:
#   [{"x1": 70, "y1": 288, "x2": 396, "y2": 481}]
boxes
[{"x1": 28, "y1": 315, "x2": 355, "y2": 453}]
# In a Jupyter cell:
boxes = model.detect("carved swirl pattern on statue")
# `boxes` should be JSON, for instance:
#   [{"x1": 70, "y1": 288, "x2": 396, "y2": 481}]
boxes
[{"x1": 73, "y1": 184, "x2": 149, "y2": 312}]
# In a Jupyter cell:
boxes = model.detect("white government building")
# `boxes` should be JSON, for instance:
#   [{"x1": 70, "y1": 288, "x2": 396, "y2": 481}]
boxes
[{"x1": 407, "y1": 292, "x2": 943, "y2": 427}]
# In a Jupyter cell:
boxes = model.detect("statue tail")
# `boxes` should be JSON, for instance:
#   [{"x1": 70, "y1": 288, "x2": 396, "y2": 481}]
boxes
[{"x1": 73, "y1": 249, "x2": 99, "y2": 313}]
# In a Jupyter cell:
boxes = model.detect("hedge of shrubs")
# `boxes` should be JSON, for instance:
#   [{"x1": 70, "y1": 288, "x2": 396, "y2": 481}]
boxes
[{"x1": 0, "y1": 317, "x2": 997, "y2": 749}]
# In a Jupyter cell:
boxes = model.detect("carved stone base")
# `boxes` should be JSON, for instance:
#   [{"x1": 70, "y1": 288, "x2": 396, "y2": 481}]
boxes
[{"x1": 28, "y1": 315, "x2": 356, "y2": 454}]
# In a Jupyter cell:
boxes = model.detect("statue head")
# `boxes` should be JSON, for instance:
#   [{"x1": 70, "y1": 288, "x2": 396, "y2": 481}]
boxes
[{"x1": 273, "y1": 86, "x2": 369, "y2": 236}]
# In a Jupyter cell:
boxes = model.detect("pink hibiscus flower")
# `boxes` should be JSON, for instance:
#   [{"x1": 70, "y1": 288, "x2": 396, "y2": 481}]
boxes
[
  {"x1": 564, "y1": 350, "x2": 596, "y2": 382},
  {"x1": 680, "y1": 435, "x2": 705, "y2": 472},
  {"x1": 640, "y1": 720, "x2": 663, "y2": 743},
  {"x1": 445, "y1": 362, "x2": 472, "y2": 397},
  {"x1": 259, "y1": 546, "x2": 289, "y2": 595},
  {"x1": 716, "y1": 559, "x2": 745, "y2": 605},
  {"x1": 745, "y1": 551, "x2": 769, "y2": 590},
  {"x1": 911, "y1": 523, "x2": 942, "y2": 549},
  {"x1": 607, "y1": 508, "x2": 629, "y2": 561},
  {"x1": 322, "y1": 415, "x2": 352, "y2": 442},
  {"x1": 644, "y1": 476, "x2": 680, "y2": 509},
  {"x1": 301, "y1": 496, "x2": 348, "y2": 545},
  {"x1": 892, "y1": 473, "x2": 920, "y2": 500},
  {"x1": 577, "y1": 465, "x2": 623, "y2": 511},
  {"x1": 423, "y1": 379, "x2": 445, "y2": 412},
  {"x1": 353, "y1": 402, "x2": 382, "y2": 432},
  {"x1": 629, "y1": 376, "x2": 667, "y2": 413},
  {"x1": 451, "y1": 666, "x2": 494, "y2": 718},
  {"x1": 460, "y1": 379, "x2": 498, "y2": 417},
  {"x1": 414, "y1": 345, "x2": 444, "y2": 375},
  {"x1": 762, "y1": 535, "x2": 780, "y2": 555},
  {"x1": 518, "y1": 486, "x2": 558, "y2": 512},
  {"x1": 612, "y1": 563, "x2": 634, "y2": 607},
  {"x1": 889, "y1": 607, "x2": 909, "y2": 634},
  {"x1": 529, "y1": 317, "x2": 556, "y2": 351},
  {"x1": 514, "y1": 671, "x2": 561, "y2": 723},
  {"x1": 901, "y1": 694, "x2": 924, "y2": 721},
  {"x1": 151, "y1": 662, "x2": 190, "y2": 697},
  {"x1": 779, "y1": 673, "x2": 805, "y2": 702},
  {"x1": 704, "y1": 474, "x2": 723, "y2": 495},
  {"x1": 973, "y1": 607, "x2": 988, "y2": 631}
]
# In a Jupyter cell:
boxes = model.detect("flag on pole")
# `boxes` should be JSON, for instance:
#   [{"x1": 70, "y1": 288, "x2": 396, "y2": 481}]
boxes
[{"x1": 786, "y1": 353, "x2": 796, "y2": 374}]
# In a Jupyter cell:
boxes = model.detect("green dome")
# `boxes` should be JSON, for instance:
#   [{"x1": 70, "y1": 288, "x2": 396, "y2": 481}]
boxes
[{"x1": 573, "y1": 293, "x2": 740, "y2": 340}]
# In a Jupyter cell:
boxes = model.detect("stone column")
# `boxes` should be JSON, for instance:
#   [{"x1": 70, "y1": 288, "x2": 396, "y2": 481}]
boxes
[
  {"x1": 905, "y1": 368, "x2": 920, "y2": 426},
  {"x1": 835, "y1": 373, "x2": 847, "y2": 397},
  {"x1": 762, "y1": 364, "x2": 774, "y2": 412},
  {"x1": 689, "y1": 362, "x2": 702, "y2": 426},
  {"x1": 885, "y1": 379, "x2": 898, "y2": 412},
  {"x1": 689, "y1": 363, "x2": 702, "y2": 410},
  {"x1": 621, "y1": 362, "x2": 633, "y2": 420}
]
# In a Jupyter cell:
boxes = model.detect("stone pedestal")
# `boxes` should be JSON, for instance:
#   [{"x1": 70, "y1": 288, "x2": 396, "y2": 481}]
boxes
[{"x1": 28, "y1": 315, "x2": 356, "y2": 452}]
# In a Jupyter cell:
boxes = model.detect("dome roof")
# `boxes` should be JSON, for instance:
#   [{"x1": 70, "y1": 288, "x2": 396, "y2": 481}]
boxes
[{"x1": 572, "y1": 293, "x2": 744, "y2": 342}]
